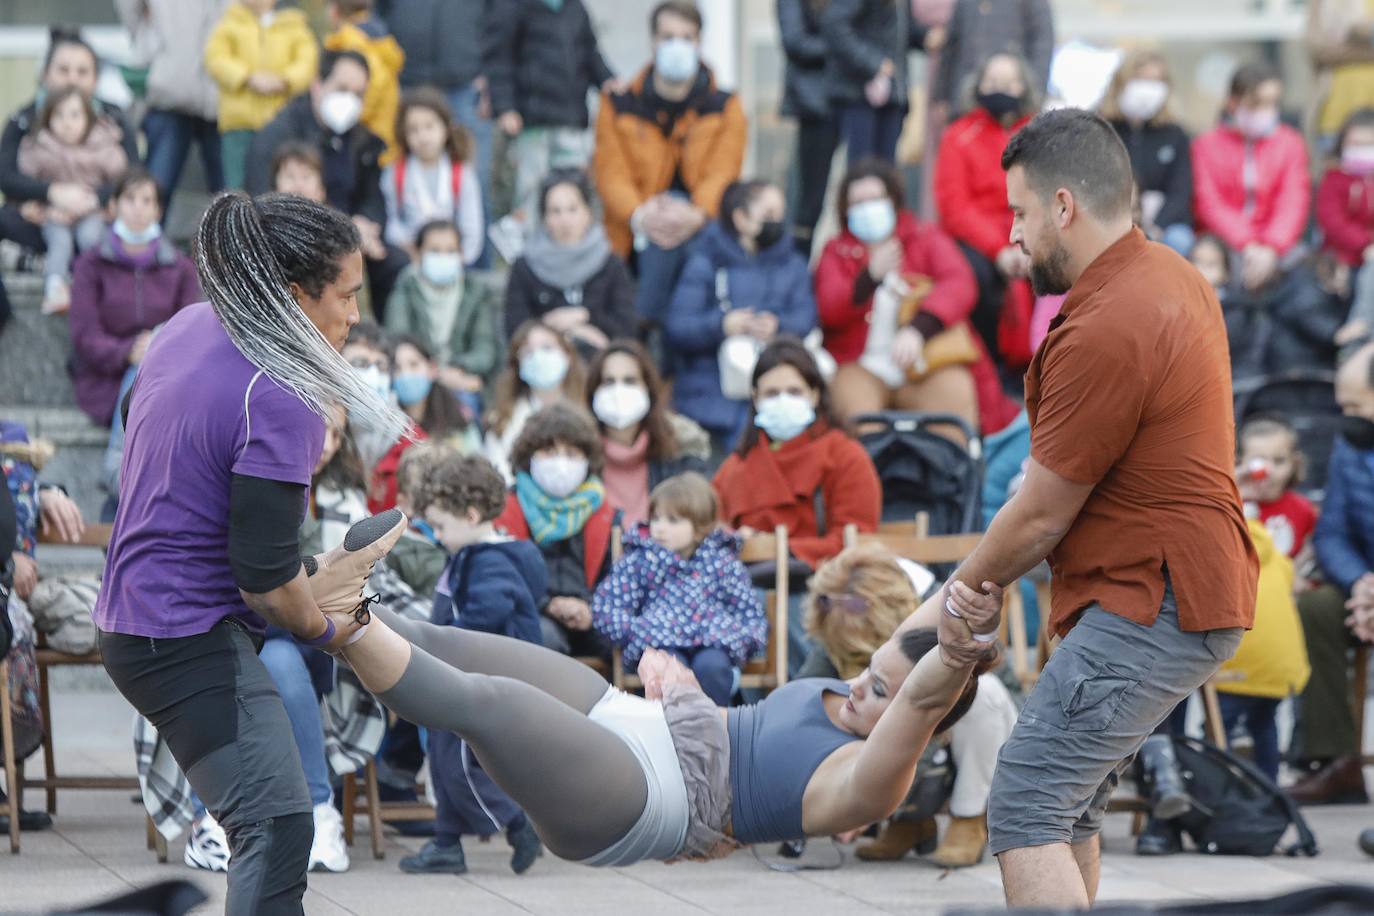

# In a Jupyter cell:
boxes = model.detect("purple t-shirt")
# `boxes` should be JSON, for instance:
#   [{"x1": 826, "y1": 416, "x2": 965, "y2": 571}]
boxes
[{"x1": 94, "y1": 302, "x2": 325, "y2": 638}]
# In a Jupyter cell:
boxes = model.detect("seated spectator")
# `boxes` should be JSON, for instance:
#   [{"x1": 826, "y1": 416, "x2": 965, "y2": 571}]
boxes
[
  {"x1": 115, "y1": 0, "x2": 225, "y2": 208},
  {"x1": 934, "y1": 51, "x2": 1039, "y2": 368},
  {"x1": 483, "y1": 320, "x2": 585, "y2": 483},
  {"x1": 381, "y1": 88, "x2": 482, "y2": 263},
  {"x1": 403, "y1": 451, "x2": 544, "y2": 876},
  {"x1": 271, "y1": 141, "x2": 327, "y2": 202},
  {"x1": 1290, "y1": 342, "x2": 1374, "y2": 805},
  {"x1": 325, "y1": 0, "x2": 404, "y2": 163},
  {"x1": 204, "y1": 0, "x2": 318, "y2": 190},
  {"x1": 1319, "y1": 109, "x2": 1374, "y2": 349},
  {"x1": 68, "y1": 169, "x2": 200, "y2": 428},
  {"x1": 1306, "y1": 0, "x2": 1374, "y2": 150},
  {"x1": 593, "y1": 0, "x2": 747, "y2": 325},
  {"x1": 1190, "y1": 233, "x2": 1230, "y2": 301},
  {"x1": 384, "y1": 219, "x2": 500, "y2": 404},
  {"x1": 593, "y1": 472, "x2": 766, "y2": 705},
  {"x1": 665, "y1": 179, "x2": 817, "y2": 451},
  {"x1": 342, "y1": 320, "x2": 399, "y2": 469},
  {"x1": 18, "y1": 87, "x2": 127, "y2": 313},
  {"x1": 1099, "y1": 50, "x2": 1195, "y2": 255},
  {"x1": 585, "y1": 340, "x2": 709, "y2": 526},
  {"x1": 818, "y1": 0, "x2": 926, "y2": 164},
  {"x1": 712, "y1": 338, "x2": 882, "y2": 670},
  {"x1": 0, "y1": 30, "x2": 139, "y2": 318},
  {"x1": 495, "y1": 404, "x2": 615, "y2": 657},
  {"x1": 385, "y1": 442, "x2": 449, "y2": 599},
  {"x1": 1237, "y1": 415, "x2": 1318, "y2": 567},
  {"x1": 484, "y1": 0, "x2": 615, "y2": 239},
  {"x1": 818, "y1": 158, "x2": 1015, "y2": 437},
  {"x1": 800, "y1": 544, "x2": 1016, "y2": 867},
  {"x1": 504, "y1": 170, "x2": 637, "y2": 360},
  {"x1": 1192, "y1": 62, "x2": 1310, "y2": 295},
  {"x1": 245, "y1": 50, "x2": 411, "y2": 309}
]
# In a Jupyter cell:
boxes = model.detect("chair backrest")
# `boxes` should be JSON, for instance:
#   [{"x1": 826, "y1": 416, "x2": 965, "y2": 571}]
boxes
[{"x1": 37, "y1": 523, "x2": 113, "y2": 548}]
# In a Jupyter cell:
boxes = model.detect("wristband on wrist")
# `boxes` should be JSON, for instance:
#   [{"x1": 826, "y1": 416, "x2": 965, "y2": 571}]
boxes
[
  {"x1": 295, "y1": 616, "x2": 336, "y2": 649},
  {"x1": 972, "y1": 630, "x2": 998, "y2": 643}
]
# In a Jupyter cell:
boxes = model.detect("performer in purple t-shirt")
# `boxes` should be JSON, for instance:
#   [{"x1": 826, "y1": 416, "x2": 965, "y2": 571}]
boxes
[{"x1": 95, "y1": 192, "x2": 407, "y2": 915}]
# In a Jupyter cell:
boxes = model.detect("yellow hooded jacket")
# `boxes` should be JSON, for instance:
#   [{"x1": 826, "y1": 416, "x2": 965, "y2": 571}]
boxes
[
  {"x1": 324, "y1": 18, "x2": 405, "y2": 164},
  {"x1": 204, "y1": 4, "x2": 319, "y2": 133},
  {"x1": 1216, "y1": 519, "x2": 1311, "y2": 699}
]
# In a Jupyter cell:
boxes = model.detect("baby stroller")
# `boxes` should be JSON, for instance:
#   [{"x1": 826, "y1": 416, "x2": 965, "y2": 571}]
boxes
[{"x1": 852, "y1": 412, "x2": 983, "y2": 533}]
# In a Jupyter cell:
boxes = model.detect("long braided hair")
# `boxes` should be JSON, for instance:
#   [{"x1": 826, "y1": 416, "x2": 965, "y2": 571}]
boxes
[{"x1": 195, "y1": 191, "x2": 408, "y2": 441}]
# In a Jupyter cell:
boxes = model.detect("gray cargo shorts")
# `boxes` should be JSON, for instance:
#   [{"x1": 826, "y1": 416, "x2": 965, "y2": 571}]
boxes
[{"x1": 987, "y1": 574, "x2": 1243, "y2": 856}]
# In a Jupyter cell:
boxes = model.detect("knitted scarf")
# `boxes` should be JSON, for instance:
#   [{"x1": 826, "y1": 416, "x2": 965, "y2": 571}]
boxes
[
  {"x1": 515, "y1": 471, "x2": 606, "y2": 545},
  {"x1": 523, "y1": 223, "x2": 612, "y2": 290}
]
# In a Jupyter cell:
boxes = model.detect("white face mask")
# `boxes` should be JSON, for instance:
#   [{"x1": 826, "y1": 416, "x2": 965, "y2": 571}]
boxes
[
  {"x1": 655, "y1": 38, "x2": 699, "y2": 83},
  {"x1": 420, "y1": 251, "x2": 462, "y2": 286},
  {"x1": 530, "y1": 454, "x2": 589, "y2": 499},
  {"x1": 754, "y1": 393, "x2": 816, "y2": 442},
  {"x1": 319, "y1": 90, "x2": 363, "y2": 134},
  {"x1": 592, "y1": 383, "x2": 651, "y2": 431},
  {"x1": 1118, "y1": 78, "x2": 1168, "y2": 123},
  {"x1": 519, "y1": 347, "x2": 570, "y2": 390}
]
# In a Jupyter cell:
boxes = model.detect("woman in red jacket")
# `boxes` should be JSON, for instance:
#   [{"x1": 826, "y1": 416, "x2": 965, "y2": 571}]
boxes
[
  {"x1": 815, "y1": 158, "x2": 1016, "y2": 437},
  {"x1": 713, "y1": 337, "x2": 881, "y2": 674},
  {"x1": 1320, "y1": 108, "x2": 1374, "y2": 348},
  {"x1": 933, "y1": 52, "x2": 1038, "y2": 369}
]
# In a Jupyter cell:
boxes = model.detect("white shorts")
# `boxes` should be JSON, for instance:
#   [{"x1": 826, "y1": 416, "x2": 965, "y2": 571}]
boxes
[{"x1": 577, "y1": 687, "x2": 690, "y2": 866}]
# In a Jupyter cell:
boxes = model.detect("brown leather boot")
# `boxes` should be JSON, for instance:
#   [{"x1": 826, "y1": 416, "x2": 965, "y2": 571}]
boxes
[
  {"x1": 856, "y1": 817, "x2": 938, "y2": 861},
  {"x1": 931, "y1": 814, "x2": 988, "y2": 868},
  {"x1": 1288, "y1": 755, "x2": 1369, "y2": 806}
]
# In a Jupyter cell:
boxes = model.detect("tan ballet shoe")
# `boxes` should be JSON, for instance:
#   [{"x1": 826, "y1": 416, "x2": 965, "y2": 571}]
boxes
[{"x1": 931, "y1": 814, "x2": 987, "y2": 868}]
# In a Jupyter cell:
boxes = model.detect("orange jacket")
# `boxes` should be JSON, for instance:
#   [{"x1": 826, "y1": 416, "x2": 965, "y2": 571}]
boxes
[
  {"x1": 712, "y1": 424, "x2": 881, "y2": 569},
  {"x1": 593, "y1": 64, "x2": 748, "y2": 258}
]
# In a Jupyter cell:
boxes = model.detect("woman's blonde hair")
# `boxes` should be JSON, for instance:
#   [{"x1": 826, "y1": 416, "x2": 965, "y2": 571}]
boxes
[
  {"x1": 804, "y1": 544, "x2": 918, "y2": 679},
  {"x1": 1097, "y1": 49, "x2": 1175, "y2": 127},
  {"x1": 649, "y1": 472, "x2": 718, "y2": 540}
]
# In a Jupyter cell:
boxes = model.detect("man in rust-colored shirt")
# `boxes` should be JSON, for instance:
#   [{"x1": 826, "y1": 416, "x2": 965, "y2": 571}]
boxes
[{"x1": 900, "y1": 109, "x2": 1257, "y2": 907}]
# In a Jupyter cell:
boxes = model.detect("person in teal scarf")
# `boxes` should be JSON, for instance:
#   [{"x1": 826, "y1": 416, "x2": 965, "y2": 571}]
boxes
[{"x1": 494, "y1": 403, "x2": 617, "y2": 657}]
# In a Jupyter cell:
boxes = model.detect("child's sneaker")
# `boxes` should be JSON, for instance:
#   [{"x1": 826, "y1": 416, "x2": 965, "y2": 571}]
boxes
[
  {"x1": 41, "y1": 276, "x2": 69, "y2": 315},
  {"x1": 183, "y1": 812, "x2": 230, "y2": 872}
]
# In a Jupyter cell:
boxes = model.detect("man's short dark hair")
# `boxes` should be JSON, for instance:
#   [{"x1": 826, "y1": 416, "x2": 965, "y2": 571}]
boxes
[
  {"x1": 1000, "y1": 108, "x2": 1134, "y2": 220},
  {"x1": 650, "y1": 0, "x2": 702, "y2": 35},
  {"x1": 320, "y1": 48, "x2": 370, "y2": 82},
  {"x1": 270, "y1": 141, "x2": 323, "y2": 185},
  {"x1": 1228, "y1": 61, "x2": 1281, "y2": 101}
]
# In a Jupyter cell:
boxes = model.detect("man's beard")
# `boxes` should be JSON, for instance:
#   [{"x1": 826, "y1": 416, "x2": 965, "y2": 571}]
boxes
[{"x1": 1029, "y1": 238, "x2": 1073, "y2": 296}]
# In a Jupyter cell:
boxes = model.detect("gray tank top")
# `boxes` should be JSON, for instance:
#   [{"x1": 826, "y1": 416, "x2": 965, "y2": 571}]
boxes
[{"x1": 726, "y1": 678, "x2": 859, "y2": 844}]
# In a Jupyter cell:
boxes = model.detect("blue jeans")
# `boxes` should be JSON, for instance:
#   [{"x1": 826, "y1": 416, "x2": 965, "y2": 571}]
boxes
[
  {"x1": 1160, "y1": 223, "x2": 1196, "y2": 257},
  {"x1": 1219, "y1": 693, "x2": 1281, "y2": 783},
  {"x1": 840, "y1": 103, "x2": 906, "y2": 164},
  {"x1": 259, "y1": 638, "x2": 332, "y2": 807},
  {"x1": 142, "y1": 109, "x2": 224, "y2": 208},
  {"x1": 670, "y1": 647, "x2": 735, "y2": 706},
  {"x1": 446, "y1": 85, "x2": 494, "y2": 269}
]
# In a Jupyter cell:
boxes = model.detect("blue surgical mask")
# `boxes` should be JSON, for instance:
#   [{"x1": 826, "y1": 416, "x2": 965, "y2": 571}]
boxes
[
  {"x1": 655, "y1": 38, "x2": 699, "y2": 83},
  {"x1": 420, "y1": 251, "x2": 462, "y2": 287},
  {"x1": 113, "y1": 218, "x2": 161, "y2": 246},
  {"x1": 519, "y1": 347, "x2": 570, "y2": 390},
  {"x1": 354, "y1": 365, "x2": 392, "y2": 402},
  {"x1": 847, "y1": 199, "x2": 896, "y2": 244},
  {"x1": 392, "y1": 372, "x2": 433, "y2": 407},
  {"x1": 411, "y1": 518, "x2": 440, "y2": 545},
  {"x1": 755, "y1": 393, "x2": 816, "y2": 443}
]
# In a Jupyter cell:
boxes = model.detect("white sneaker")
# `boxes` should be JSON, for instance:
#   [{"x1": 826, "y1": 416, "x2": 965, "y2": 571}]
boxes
[
  {"x1": 184, "y1": 812, "x2": 231, "y2": 872},
  {"x1": 309, "y1": 801, "x2": 350, "y2": 873}
]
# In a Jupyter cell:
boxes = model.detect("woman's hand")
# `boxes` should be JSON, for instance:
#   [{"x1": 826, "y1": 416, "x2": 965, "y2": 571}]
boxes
[
  {"x1": 128, "y1": 330, "x2": 153, "y2": 366},
  {"x1": 12, "y1": 553, "x2": 38, "y2": 601},
  {"x1": 39, "y1": 488, "x2": 85, "y2": 544},
  {"x1": 568, "y1": 324, "x2": 610, "y2": 351},
  {"x1": 438, "y1": 365, "x2": 483, "y2": 392},
  {"x1": 638, "y1": 647, "x2": 703, "y2": 701},
  {"x1": 722, "y1": 308, "x2": 755, "y2": 337},
  {"x1": 891, "y1": 326, "x2": 926, "y2": 373},
  {"x1": 937, "y1": 580, "x2": 1002, "y2": 667},
  {"x1": 543, "y1": 305, "x2": 590, "y2": 334},
  {"x1": 548, "y1": 596, "x2": 592, "y2": 631},
  {"x1": 247, "y1": 71, "x2": 287, "y2": 95},
  {"x1": 867, "y1": 238, "x2": 903, "y2": 281},
  {"x1": 747, "y1": 311, "x2": 779, "y2": 342}
]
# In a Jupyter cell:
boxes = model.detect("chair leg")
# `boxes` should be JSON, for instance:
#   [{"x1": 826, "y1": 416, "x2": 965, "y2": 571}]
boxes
[
  {"x1": 365, "y1": 760, "x2": 384, "y2": 860},
  {"x1": 1, "y1": 660, "x2": 21, "y2": 853},
  {"x1": 151, "y1": 816, "x2": 167, "y2": 863},
  {"x1": 146, "y1": 812, "x2": 155, "y2": 851},
  {"x1": 341, "y1": 771, "x2": 356, "y2": 846},
  {"x1": 37, "y1": 659, "x2": 55, "y2": 815},
  {"x1": 1201, "y1": 681, "x2": 1229, "y2": 751}
]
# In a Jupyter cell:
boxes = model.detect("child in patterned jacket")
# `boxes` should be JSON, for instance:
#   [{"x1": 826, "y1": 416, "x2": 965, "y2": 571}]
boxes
[{"x1": 592, "y1": 472, "x2": 766, "y2": 705}]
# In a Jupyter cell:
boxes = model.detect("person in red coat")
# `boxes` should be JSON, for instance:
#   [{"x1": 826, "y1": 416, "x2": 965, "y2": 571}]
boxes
[
  {"x1": 933, "y1": 51, "x2": 1039, "y2": 369},
  {"x1": 816, "y1": 158, "x2": 1018, "y2": 437},
  {"x1": 1192, "y1": 62, "x2": 1310, "y2": 294},
  {"x1": 712, "y1": 338, "x2": 881, "y2": 673},
  {"x1": 1319, "y1": 109, "x2": 1374, "y2": 349}
]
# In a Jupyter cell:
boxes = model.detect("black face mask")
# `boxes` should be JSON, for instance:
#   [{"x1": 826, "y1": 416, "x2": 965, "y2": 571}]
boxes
[
  {"x1": 755, "y1": 220, "x2": 786, "y2": 250},
  {"x1": 1341, "y1": 415, "x2": 1374, "y2": 451},
  {"x1": 978, "y1": 91, "x2": 1023, "y2": 119}
]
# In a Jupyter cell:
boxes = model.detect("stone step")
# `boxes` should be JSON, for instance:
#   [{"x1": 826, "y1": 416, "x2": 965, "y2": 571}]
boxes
[
  {"x1": 2, "y1": 403, "x2": 111, "y2": 523},
  {"x1": 0, "y1": 271, "x2": 76, "y2": 408}
]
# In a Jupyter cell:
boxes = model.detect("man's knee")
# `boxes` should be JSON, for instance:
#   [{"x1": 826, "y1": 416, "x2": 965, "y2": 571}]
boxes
[{"x1": 225, "y1": 812, "x2": 312, "y2": 915}]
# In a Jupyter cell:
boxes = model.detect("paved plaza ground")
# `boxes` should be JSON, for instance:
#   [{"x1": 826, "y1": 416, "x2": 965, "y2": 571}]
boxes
[{"x1": 3, "y1": 685, "x2": 1373, "y2": 915}]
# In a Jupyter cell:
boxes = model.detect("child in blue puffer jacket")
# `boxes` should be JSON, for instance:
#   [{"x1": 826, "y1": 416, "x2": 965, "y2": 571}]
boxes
[{"x1": 592, "y1": 471, "x2": 766, "y2": 705}]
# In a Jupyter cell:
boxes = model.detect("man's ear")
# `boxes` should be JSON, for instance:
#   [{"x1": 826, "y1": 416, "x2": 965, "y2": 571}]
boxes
[{"x1": 1055, "y1": 188, "x2": 1075, "y2": 230}]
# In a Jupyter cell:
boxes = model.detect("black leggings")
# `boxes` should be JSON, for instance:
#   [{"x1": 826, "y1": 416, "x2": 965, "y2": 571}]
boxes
[
  {"x1": 369, "y1": 607, "x2": 650, "y2": 861},
  {"x1": 100, "y1": 620, "x2": 313, "y2": 916}
]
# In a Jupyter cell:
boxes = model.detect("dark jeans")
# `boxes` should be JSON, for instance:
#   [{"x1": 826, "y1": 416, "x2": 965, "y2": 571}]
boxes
[
  {"x1": 143, "y1": 109, "x2": 224, "y2": 210},
  {"x1": 956, "y1": 241, "x2": 1006, "y2": 358},
  {"x1": 789, "y1": 116, "x2": 841, "y2": 259},
  {"x1": 1219, "y1": 693, "x2": 1281, "y2": 782},
  {"x1": 670, "y1": 647, "x2": 733, "y2": 706},
  {"x1": 0, "y1": 204, "x2": 44, "y2": 251},
  {"x1": 1293, "y1": 584, "x2": 1359, "y2": 762},
  {"x1": 366, "y1": 243, "x2": 411, "y2": 323},
  {"x1": 839, "y1": 102, "x2": 905, "y2": 164},
  {"x1": 100, "y1": 619, "x2": 313, "y2": 915}
]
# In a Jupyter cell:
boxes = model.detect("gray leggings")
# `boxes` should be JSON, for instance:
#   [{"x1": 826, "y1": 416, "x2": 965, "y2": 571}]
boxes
[{"x1": 370, "y1": 607, "x2": 649, "y2": 861}]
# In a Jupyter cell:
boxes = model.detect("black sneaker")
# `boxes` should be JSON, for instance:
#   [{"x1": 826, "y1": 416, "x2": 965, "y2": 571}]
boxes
[
  {"x1": 507, "y1": 814, "x2": 543, "y2": 874},
  {"x1": 399, "y1": 839, "x2": 467, "y2": 874}
]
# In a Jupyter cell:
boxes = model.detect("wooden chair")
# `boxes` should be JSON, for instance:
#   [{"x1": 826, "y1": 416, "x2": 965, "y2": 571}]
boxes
[
  {"x1": 339, "y1": 749, "x2": 435, "y2": 860},
  {"x1": 1, "y1": 523, "x2": 164, "y2": 859},
  {"x1": 612, "y1": 526, "x2": 791, "y2": 695}
]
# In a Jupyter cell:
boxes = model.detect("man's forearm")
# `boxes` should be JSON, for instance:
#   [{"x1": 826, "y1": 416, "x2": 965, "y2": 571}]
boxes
[
  {"x1": 240, "y1": 568, "x2": 328, "y2": 639},
  {"x1": 950, "y1": 498, "x2": 1066, "y2": 594}
]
